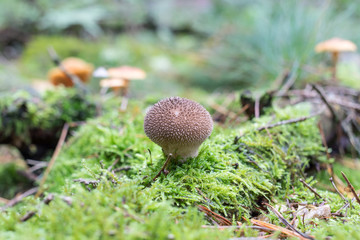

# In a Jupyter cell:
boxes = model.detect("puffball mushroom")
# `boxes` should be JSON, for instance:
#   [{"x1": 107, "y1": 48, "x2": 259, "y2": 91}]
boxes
[
  {"x1": 144, "y1": 97, "x2": 213, "y2": 161},
  {"x1": 315, "y1": 38, "x2": 357, "y2": 80}
]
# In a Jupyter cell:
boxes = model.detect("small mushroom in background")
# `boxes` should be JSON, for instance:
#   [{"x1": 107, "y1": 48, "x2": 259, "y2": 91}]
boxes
[
  {"x1": 95, "y1": 65, "x2": 146, "y2": 111},
  {"x1": 48, "y1": 57, "x2": 94, "y2": 87},
  {"x1": 315, "y1": 38, "x2": 357, "y2": 80},
  {"x1": 94, "y1": 66, "x2": 146, "y2": 96},
  {"x1": 144, "y1": 97, "x2": 213, "y2": 162},
  {"x1": 99, "y1": 78, "x2": 127, "y2": 94}
]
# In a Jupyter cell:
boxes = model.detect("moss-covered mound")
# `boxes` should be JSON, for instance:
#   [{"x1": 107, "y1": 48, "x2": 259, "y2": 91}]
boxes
[
  {"x1": 0, "y1": 88, "x2": 96, "y2": 159},
  {"x1": 1, "y1": 93, "x2": 360, "y2": 239}
]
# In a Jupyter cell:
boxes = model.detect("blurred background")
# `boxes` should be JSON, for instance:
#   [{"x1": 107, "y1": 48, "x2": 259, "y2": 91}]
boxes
[{"x1": 1, "y1": 0, "x2": 359, "y2": 96}]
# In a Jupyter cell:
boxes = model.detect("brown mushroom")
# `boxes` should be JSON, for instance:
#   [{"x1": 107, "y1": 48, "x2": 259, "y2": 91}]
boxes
[
  {"x1": 107, "y1": 66, "x2": 146, "y2": 96},
  {"x1": 315, "y1": 38, "x2": 357, "y2": 80},
  {"x1": 48, "y1": 57, "x2": 93, "y2": 87},
  {"x1": 99, "y1": 78, "x2": 127, "y2": 93},
  {"x1": 144, "y1": 97, "x2": 213, "y2": 161}
]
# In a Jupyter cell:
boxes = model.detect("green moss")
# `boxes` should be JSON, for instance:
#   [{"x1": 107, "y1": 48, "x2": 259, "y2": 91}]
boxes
[
  {"x1": 0, "y1": 88, "x2": 96, "y2": 144},
  {"x1": 0, "y1": 183, "x2": 233, "y2": 240},
  {"x1": 1, "y1": 96, "x2": 356, "y2": 239}
]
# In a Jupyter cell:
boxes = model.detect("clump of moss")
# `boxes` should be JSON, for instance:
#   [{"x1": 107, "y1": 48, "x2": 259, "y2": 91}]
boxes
[
  {"x1": 0, "y1": 182, "x2": 234, "y2": 240},
  {"x1": 0, "y1": 88, "x2": 96, "y2": 158},
  {"x1": 43, "y1": 101, "x2": 328, "y2": 219},
  {"x1": 1, "y1": 98, "x2": 344, "y2": 239}
]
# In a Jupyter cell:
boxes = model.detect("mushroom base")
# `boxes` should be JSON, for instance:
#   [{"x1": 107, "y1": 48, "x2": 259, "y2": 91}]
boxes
[{"x1": 161, "y1": 144, "x2": 201, "y2": 162}]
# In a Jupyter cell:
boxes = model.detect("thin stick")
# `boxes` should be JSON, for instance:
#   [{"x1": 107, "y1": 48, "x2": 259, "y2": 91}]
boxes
[
  {"x1": 311, "y1": 84, "x2": 339, "y2": 122},
  {"x1": 257, "y1": 113, "x2": 319, "y2": 132},
  {"x1": 250, "y1": 218, "x2": 311, "y2": 240},
  {"x1": 201, "y1": 225, "x2": 273, "y2": 233},
  {"x1": 35, "y1": 123, "x2": 69, "y2": 197},
  {"x1": 317, "y1": 122, "x2": 331, "y2": 160},
  {"x1": 1, "y1": 187, "x2": 38, "y2": 210},
  {"x1": 299, "y1": 179, "x2": 324, "y2": 200},
  {"x1": 334, "y1": 196, "x2": 356, "y2": 215},
  {"x1": 341, "y1": 171, "x2": 360, "y2": 205},
  {"x1": 152, "y1": 154, "x2": 173, "y2": 182},
  {"x1": 20, "y1": 211, "x2": 37, "y2": 222},
  {"x1": 264, "y1": 203, "x2": 314, "y2": 240},
  {"x1": 198, "y1": 205, "x2": 232, "y2": 226},
  {"x1": 329, "y1": 177, "x2": 348, "y2": 203}
]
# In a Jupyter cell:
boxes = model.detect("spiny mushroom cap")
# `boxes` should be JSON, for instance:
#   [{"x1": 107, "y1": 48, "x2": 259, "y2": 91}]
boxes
[
  {"x1": 315, "y1": 38, "x2": 357, "y2": 53},
  {"x1": 144, "y1": 97, "x2": 213, "y2": 151},
  {"x1": 48, "y1": 57, "x2": 93, "y2": 87},
  {"x1": 108, "y1": 66, "x2": 146, "y2": 80}
]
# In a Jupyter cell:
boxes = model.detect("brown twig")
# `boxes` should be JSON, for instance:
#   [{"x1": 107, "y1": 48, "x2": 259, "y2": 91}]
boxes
[
  {"x1": 201, "y1": 225, "x2": 274, "y2": 233},
  {"x1": 250, "y1": 218, "x2": 311, "y2": 240},
  {"x1": 329, "y1": 177, "x2": 348, "y2": 203},
  {"x1": 197, "y1": 205, "x2": 232, "y2": 226},
  {"x1": 74, "y1": 178, "x2": 100, "y2": 187},
  {"x1": 35, "y1": 123, "x2": 69, "y2": 198},
  {"x1": 152, "y1": 154, "x2": 173, "y2": 182},
  {"x1": 341, "y1": 171, "x2": 360, "y2": 206},
  {"x1": 20, "y1": 211, "x2": 37, "y2": 222},
  {"x1": 43, "y1": 194, "x2": 54, "y2": 205},
  {"x1": 196, "y1": 187, "x2": 212, "y2": 204},
  {"x1": 256, "y1": 113, "x2": 319, "y2": 132},
  {"x1": 264, "y1": 203, "x2": 314, "y2": 240},
  {"x1": 299, "y1": 179, "x2": 324, "y2": 200},
  {"x1": 334, "y1": 196, "x2": 356, "y2": 216},
  {"x1": 317, "y1": 122, "x2": 331, "y2": 161},
  {"x1": 311, "y1": 84, "x2": 339, "y2": 122},
  {"x1": 107, "y1": 158, "x2": 119, "y2": 172},
  {"x1": 113, "y1": 166, "x2": 132, "y2": 172},
  {"x1": 2, "y1": 187, "x2": 38, "y2": 210}
]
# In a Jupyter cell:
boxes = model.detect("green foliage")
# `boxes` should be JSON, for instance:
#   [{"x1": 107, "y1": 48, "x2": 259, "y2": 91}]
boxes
[
  {"x1": 0, "y1": 0, "x2": 40, "y2": 29},
  {"x1": 194, "y1": 0, "x2": 357, "y2": 90},
  {"x1": 0, "y1": 96, "x2": 357, "y2": 239},
  {"x1": 42, "y1": 99, "x2": 327, "y2": 220},
  {"x1": 0, "y1": 183, "x2": 233, "y2": 240}
]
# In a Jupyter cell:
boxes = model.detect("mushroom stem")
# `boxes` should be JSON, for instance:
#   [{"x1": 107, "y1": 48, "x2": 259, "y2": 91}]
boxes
[
  {"x1": 122, "y1": 79, "x2": 130, "y2": 96},
  {"x1": 331, "y1": 51, "x2": 339, "y2": 80},
  {"x1": 120, "y1": 79, "x2": 130, "y2": 111},
  {"x1": 162, "y1": 144, "x2": 202, "y2": 162}
]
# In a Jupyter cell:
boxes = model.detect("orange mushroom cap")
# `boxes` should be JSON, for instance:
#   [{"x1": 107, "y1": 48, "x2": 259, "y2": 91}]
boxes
[
  {"x1": 315, "y1": 38, "x2": 357, "y2": 53},
  {"x1": 107, "y1": 66, "x2": 146, "y2": 80},
  {"x1": 48, "y1": 57, "x2": 94, "y2": 87},
  {"x1": 99, "y1": 78, "x2": 128, "y2": 88}
]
